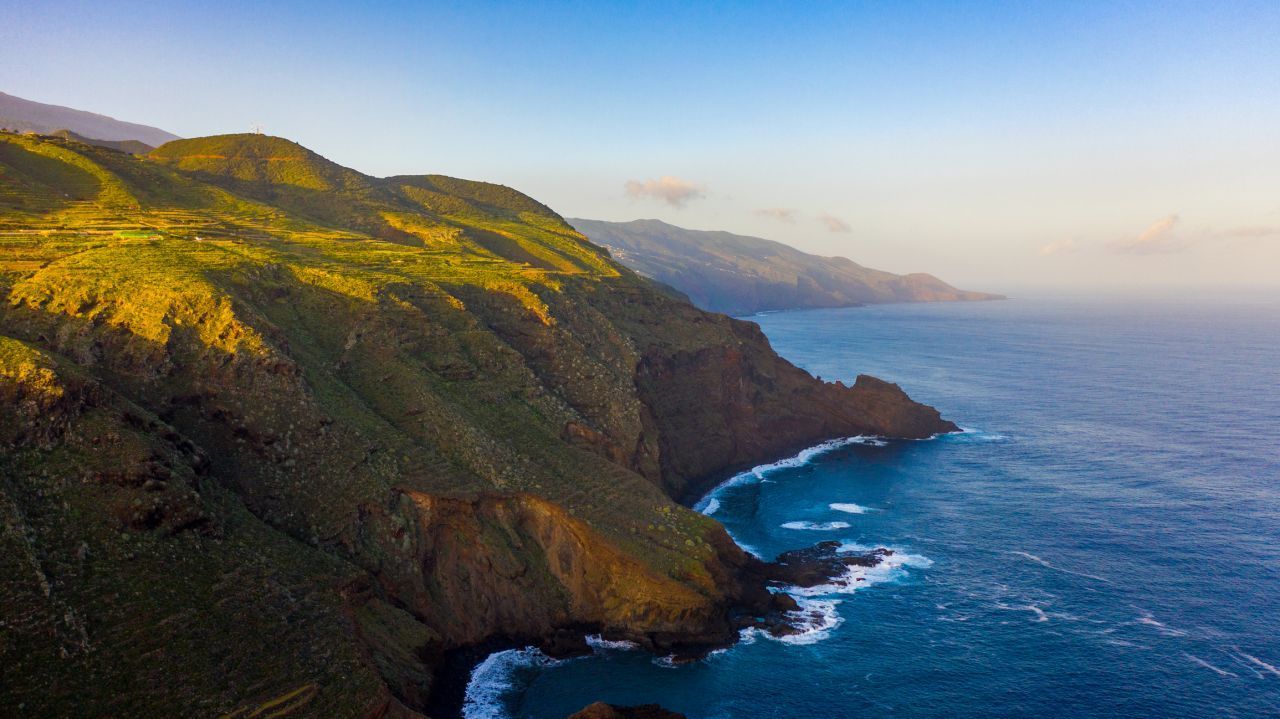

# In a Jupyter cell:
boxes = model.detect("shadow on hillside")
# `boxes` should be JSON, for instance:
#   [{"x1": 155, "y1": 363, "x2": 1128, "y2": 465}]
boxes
[{"x1": 0, "y1": 140, "x2": 101, "y2": 211}]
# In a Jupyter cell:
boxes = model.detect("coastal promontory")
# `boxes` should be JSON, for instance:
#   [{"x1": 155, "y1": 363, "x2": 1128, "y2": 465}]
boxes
[{"x1": 0, "y1": 131, "x2": 954, "y2": 717}]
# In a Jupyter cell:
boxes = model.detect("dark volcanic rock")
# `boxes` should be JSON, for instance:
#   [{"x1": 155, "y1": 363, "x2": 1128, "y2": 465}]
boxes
[
  {"x1": 720, "y1": 541, "x2": 896, "y2": 640},
  {"x1": 771, "y1": 541, "x2": 893, "y2": 587},
  {"x1": 568, "y1": 702, "x2": 686, "y2": 719}
]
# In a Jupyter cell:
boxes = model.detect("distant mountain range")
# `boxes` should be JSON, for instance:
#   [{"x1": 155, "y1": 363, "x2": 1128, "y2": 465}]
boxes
[
  {"x1": 569, "y1": 218, "x2": 1002, "y2": 316},
  {"x1": 0, "y1": 91, "x2": 179, "y2": 151}
]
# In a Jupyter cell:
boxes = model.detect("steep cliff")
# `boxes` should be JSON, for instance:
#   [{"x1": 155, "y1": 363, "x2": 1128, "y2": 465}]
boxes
[{"x1": 0, "y1": 131, "x2": 955, "y2": 717}]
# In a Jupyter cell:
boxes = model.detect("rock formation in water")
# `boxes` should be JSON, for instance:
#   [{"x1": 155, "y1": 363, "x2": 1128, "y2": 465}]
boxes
[{"x1": 568, "y1": 703, "x2": 687, "y2": 719}]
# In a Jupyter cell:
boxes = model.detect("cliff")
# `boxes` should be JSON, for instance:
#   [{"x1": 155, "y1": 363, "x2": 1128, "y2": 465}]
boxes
[
  {"x1": 0, "y1": 131, "x2": 955, "y2": 717},
  {"x1": 570, "y1": 218, "x2": 1003, "y2": 315}
]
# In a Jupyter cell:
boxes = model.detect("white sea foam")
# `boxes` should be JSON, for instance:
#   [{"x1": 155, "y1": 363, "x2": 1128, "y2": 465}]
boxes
[
  {"x1": 739, "y1": 597, "x2": 844, "y2": 646},
  {"x1": 780, "y1": 520, "x2": 852, "y2": 531},
  {"x1": 731, "y1": 543, "x2": 933, "y2": 647},
  {"x1": 996, "y1": 602, "x2": 1050, "y2": 622},
  {"x1": 1234, "y1": 648, "x2": 1280, "y2": 677},
  {"x1": 463, "y1": 647, "x2": 558, "y2": 719},
  {"x1": 1184, "y1": 653, "x2": 1238, "y2": 678},
  {"x1": 693, "y1": 436, "x2": 886, "y2": 514},
  {"x1": 585, "y1": 635, "x2": 639, "y2": 651},
  {"x1": 1104, "y1": 638, "x2": 1151, "y2": 650},
  {"x1": 1008, "y1": 550, "x2": 1113, "y2": 584},
  {"x1": 951, "y1": 426, "x2": 1009, "y2": 442},
  {"x1": 1135, "y1": 610, "x2": 1189, "y2": 637},
  {"x1": 702, "y1": 498, "x2": 721, "y2": 515},
  {"x1": 786, "y1": 543, "x2": 932, "y2": 598},
  {"x1": 829, "y1": 502, "x2": 872, "y2": 514},
  {"x1": 773, "y1": 598, "x2": 843, "y2": 644}
]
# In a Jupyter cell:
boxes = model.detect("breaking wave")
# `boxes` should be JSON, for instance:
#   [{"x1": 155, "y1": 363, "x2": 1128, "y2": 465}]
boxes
[
  {"x1": 781, "y1": 520, "x2": 852, "y2": 531},
  {"x1": 694, "y1": 436, "x2": 887, "y2": 514},
  {"x1": 786, "y1": 543, "x2": 933, "y2": 600},
  {"x1": 463, "y1": 648, "x2": 559, "y2": 719}
]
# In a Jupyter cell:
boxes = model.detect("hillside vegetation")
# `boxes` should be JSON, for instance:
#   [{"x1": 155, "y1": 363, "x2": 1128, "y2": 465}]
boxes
[
  {"x1": 0, "y1": 130, "x2": 953, "y2": 717},
  {"x1": 571, "y1": 218, "x2": 1002, "y2": 315}
]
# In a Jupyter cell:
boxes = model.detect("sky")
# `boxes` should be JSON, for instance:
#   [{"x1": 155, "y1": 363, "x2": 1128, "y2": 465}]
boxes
[{"x1": 4, "y1": 0, "x2": 1279, "y2": 292}]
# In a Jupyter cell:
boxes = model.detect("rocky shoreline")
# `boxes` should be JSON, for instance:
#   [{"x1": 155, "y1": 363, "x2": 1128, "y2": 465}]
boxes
[
  {"x1": 437, "y1": 542, "x2": 905, "y2": 719},
  {"x1": 439, "y1": 439, "x2": 936, "y2": 719}
]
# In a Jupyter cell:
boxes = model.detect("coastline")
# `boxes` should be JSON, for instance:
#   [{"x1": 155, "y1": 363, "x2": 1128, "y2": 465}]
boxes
[
  {"x1": 729, "y1": 294, "x2": 1008, "y2": 320},
  {"x1": 451, "y1": 430, "x2": 957, "y2": 719}
]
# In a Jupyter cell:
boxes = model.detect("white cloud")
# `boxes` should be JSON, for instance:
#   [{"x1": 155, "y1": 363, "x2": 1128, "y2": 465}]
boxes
[
  {"x1": 1039, "y1": 238, "x2": 1080, "y2": 256},
  {"x1": 818, "y1": 213, "x2": 851, "y2": 233},
  {"x1": 623, "y1": 176, "x2": 705, "y2": 207},
  {"x1": 756, "y1": 207, "x2": 798, "y2": 223},
  {"x1": 1112, "y1": 214, "x2": 1181, "y2": 254}
]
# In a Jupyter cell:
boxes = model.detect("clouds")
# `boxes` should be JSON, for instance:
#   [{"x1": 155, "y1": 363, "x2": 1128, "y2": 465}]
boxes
[
  {"x1": 1039, "y1": 214, "x2": 1183, "y2": 258},
  {"x1": 1040, "y1": 214, "x2": 1278, "y2": 260},
  {"x1": 756, "y1": 207, "x2": 797, "y2": 223},
  {"x1": 756, "y1": 208, "x2": 853, "y2": 232},
  {"x1": 622, "y1": 182, "x2": 852, "y2": 236},
  {"x1": 1039, "y1": 238, "x2": 1080, "y2": 256},
  {"x1": 1111, "y1": 214, "x2": 1181, "y2": 254},
  {"x1": 819, "y1": 213, "x2": 851, "y2": 233},
  {"x1": 623, "y1": 176, "x2": 705, "y2": 208}
]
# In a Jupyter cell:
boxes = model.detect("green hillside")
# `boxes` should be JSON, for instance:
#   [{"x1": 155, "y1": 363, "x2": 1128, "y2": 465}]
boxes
[
  {"x1": 0, "y1": 129, "x2": 953, "y2": 717},
  {"x1": 571, "y1": 218, "x2": 1003, "y2": 315}
]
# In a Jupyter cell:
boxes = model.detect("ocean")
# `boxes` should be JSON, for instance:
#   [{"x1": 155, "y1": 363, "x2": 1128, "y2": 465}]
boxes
[{"x1": 464, "y1": 294, "x2": 1280, "y2": 718}]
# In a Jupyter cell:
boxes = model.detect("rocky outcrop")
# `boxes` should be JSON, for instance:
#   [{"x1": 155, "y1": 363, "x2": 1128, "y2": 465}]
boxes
[
  {"x1": 353, "y1": 491, "x2": 730, "y2": 650},
  {"x1": 568, "y1": 703, "x2": 686, "y2": 719}
]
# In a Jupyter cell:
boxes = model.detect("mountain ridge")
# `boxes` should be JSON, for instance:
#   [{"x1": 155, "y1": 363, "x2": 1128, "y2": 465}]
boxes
[
  {"x1": 0, "y1": 91, "x2": 179, "y2": 147},
  {"x1": 570, "y1": 217, "x2": 1002, "y2": 315}
]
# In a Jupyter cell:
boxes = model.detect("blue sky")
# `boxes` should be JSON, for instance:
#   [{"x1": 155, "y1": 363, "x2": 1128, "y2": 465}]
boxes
[{"x1": 4, "y1": 1, "x2": 1279, "y2": 290}]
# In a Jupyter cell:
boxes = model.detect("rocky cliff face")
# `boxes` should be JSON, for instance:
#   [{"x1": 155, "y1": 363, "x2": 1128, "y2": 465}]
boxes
[{"x1": 0, "y1": 132, "x2": 955, "y2": 717}]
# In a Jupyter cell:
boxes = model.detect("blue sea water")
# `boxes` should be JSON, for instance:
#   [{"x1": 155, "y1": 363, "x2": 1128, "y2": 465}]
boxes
[{"x1": 467, "y1": 294, "x2": 1280, "y2": 719}]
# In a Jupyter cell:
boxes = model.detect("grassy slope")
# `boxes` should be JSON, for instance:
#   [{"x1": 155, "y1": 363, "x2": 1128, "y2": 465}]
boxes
[
  {"x1": 0, "y1": 132, "x2": 739, "y2": 716},
  {"x1": 0, "y1": 131, "x2": 953, "y2": 717},
  {"x1": 570, "y1": 218, "x2": 1003, "y2": 315}
]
